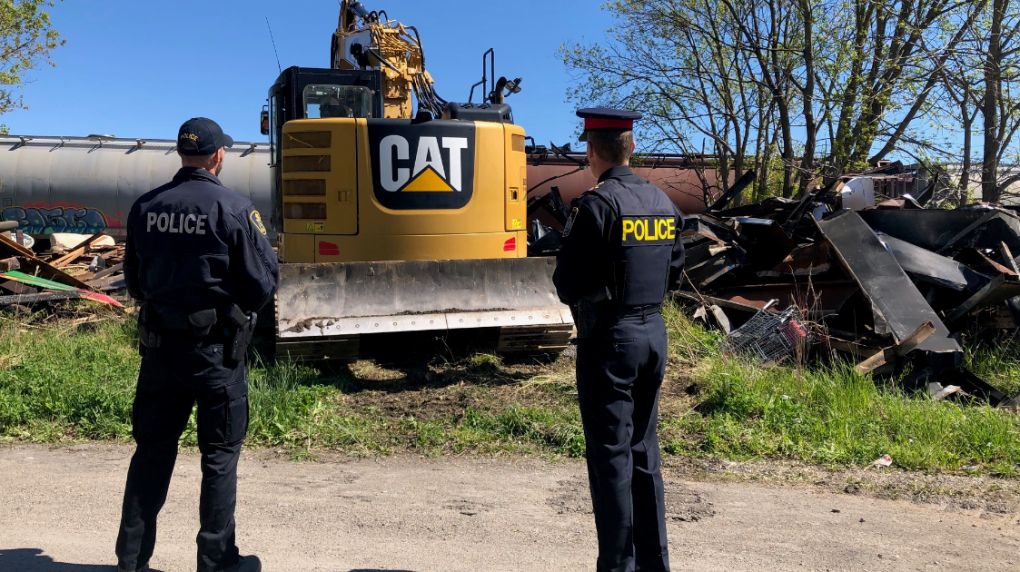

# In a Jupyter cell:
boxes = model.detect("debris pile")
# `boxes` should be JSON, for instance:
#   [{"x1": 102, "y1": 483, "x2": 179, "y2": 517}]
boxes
[
  {"x1": 679, "y1": 192, "x2": 1020, "y2": 407},
  {"x1": 0, "y1": 230, "x2": 126, "y2": 313}
]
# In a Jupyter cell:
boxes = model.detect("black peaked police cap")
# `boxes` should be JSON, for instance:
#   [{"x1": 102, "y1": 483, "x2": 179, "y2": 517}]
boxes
[
  {"x1": 577, "y1": 108, "x2": 643, "y2": 141},
  {"x1": 178, "y1": 117, "x2": 234, "y2": 156}
]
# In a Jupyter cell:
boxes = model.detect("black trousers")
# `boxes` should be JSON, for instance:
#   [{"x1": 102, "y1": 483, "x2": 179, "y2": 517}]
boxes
[
  {"x1": 116, "y1": 334, "x2": 249, "y2": 572},
  {"x1": 576, "y1": 312, "x2": 670, "y2": 572}
]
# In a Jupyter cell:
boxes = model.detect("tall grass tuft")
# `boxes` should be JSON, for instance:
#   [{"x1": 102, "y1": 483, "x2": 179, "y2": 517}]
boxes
[{"x1": 662, "y1": 308, "x2": 1020, "y2": 476}]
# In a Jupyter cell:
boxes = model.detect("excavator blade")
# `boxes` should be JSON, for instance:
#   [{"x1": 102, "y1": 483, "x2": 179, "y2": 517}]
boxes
[{"x1": 275, "y1": 257, "x2": 573, "y2": 361}]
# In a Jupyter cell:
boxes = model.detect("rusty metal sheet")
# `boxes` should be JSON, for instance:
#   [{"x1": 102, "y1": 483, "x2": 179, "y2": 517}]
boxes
[
  {"x1": 816, "y1": 210, "x2": 961, "y2": 355},
  {"x1": 955, "y1": 249, "x2": 1018, "y2": 277},
  {"x1": 945, "y1": 275, "x2": 1020, "y2": 323},
  {"x1": 686, "y1": 248, "x2": 742, "y2": 289},
  {"x1": 681, "y1": 215, "x2": 736, "y2": 245},
  {"x1": 757, "y1": 242, "x2": 832, "y2": 278},
  {"x1": 712, "y1": 280, "x2": 859, "y2": 318},
  {"x1": 733, "y1": 217, "x2": 798, "y2": 267},
  {"x1": 674, "y1": 290, "x2": 763, "y2": 316}
]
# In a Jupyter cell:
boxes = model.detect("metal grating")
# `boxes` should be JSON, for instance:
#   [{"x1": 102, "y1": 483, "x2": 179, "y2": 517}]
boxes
[
  {"x1": 284, "y1": 155, "x2": 331, "y2": 172},
  {"x1": 283, "y1": 179, "x2": 327, "y2": 196},
  {"x1": 725, "y1": 306, "x2": 811, "y2": 363},
  {"x1": 283, "y1": 131, "x2": 332, "y2": 149}
]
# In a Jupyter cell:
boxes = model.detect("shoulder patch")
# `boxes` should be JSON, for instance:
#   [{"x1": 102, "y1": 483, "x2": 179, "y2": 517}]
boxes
[
  {"x1": 562, "y1": 207, "x2": 579, "y2": 237},
  {"x1": 250, "y1": 210, "x2": 267, "y2": 235}
]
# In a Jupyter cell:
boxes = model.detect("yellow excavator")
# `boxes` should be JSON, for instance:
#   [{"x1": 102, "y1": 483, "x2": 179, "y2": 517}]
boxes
[{"x1": 260, "y1": 0, "x2": 572, "y2": 360}]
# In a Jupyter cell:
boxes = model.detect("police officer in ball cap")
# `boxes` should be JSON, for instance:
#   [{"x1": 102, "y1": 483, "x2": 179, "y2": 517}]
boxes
[
  {"x1": 115, "y1": 118, "x2": 279, "y2": 572},
  {"x1": 554, "y1": 108, "x2": 685, "y2": 572}
]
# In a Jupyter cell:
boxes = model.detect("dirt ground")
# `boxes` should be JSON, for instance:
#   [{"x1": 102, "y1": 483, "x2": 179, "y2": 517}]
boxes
[{"x1": 1, "y1": 444, "x2": 1018, "y2": 572}]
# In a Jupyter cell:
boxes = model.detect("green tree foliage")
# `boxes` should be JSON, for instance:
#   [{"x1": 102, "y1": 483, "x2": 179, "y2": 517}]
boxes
[
  {"x1": 928, "y1": 0, "x2": 1020, "y2": 206},
  {"x1": 0, "y1": 0, "x2": 65, "y2": 133},
  {"x1": 562, "y1": 0, "x2": 984, "y2": 201}
]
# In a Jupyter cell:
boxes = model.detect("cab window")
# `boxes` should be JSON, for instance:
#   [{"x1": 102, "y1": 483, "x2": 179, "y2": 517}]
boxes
[{"x1": 303, "y1": 85, "x2": 373, "y2": 119}]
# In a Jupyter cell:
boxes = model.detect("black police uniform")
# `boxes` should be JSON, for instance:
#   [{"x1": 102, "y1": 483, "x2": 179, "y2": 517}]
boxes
[
  {"x1": 554, "y1": 165, "x2": 685, "y2": 572},
  {"x1": 115, "y1": 164, "x2": 279, "y2": 572}
]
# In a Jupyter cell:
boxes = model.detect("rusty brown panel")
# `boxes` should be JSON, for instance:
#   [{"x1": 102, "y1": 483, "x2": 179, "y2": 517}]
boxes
[
  {"x1": 526, "y1": 155, "x2": 722, "y2": 228},
  {"x1": 712, "y1": 281, "x2": 860, "y2": 318},
  {"x1": 758, "y1": 242, "x2": 832, "y2": 278}
]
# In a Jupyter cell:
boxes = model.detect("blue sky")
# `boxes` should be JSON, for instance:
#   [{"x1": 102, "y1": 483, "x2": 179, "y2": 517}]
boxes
[{"x1": 3, "y1": 0, "x2": 614, "y2": 144}]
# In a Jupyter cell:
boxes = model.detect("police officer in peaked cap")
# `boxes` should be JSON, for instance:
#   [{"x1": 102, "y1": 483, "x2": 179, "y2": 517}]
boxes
[
  {"x1": 116, "y1": 118, "x2": 279, "y2": 572},
  {"x1": 554, "y1": 108, "x2": 686, "y2": 572}
]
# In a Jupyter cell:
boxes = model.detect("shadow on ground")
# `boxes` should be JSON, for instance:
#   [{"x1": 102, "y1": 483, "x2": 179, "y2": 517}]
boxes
[
  {"x1": 0, "y1": 548, "x2": 120, "y2": 572},
  {"x1": 258, "y1": 329, "x2": 566, "y2": 395}
]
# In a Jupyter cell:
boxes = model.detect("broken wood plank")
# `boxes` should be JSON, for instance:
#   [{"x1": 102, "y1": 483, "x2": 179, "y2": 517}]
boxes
[
  {"x1": 89, "y1": 262, "x2": 122, "y2": 281},
  {"x1": 854, "y1": 321, "x2": 936, "y2": 375},
  {"x1": 826, "y1": 337, "x2": 883, "y2": 360},
  {"x1": 85, "y1": 274, "x2": 126, "y2": 292},
  {"x1": 1002, "y1": 241, "x2": 1020, "y2": 275},
  {"x1": 0, "y1": 231, "x2": 97, "y2": 291},
  {"x1": 0, "y1": 270, "x2": 122, "y2": 307},
  {"x1": 50, "y1": 232, "x2": 109, "y2": 268},
  {"x1": 0, "y1": 279, "x2": 36, "y2": 295},
  {"x1": 0, "y1": 257, "x2": 19, "y2": 272},
  {"x1": 0, "y1": 229, "x2": 35, "y2": 258},
  {"x1": 0, "y1": 291, "x2": 80, "y2": 306}
]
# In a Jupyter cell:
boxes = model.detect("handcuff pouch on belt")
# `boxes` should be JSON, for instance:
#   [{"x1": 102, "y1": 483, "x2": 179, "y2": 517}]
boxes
[
  {"x1": 137, "y1": 302, "x2": 256, "y2": 365},
  {"x1": 572, "y1": 260, "x2": 627, "y2": 339},
  {"x1": 573, "y1": 287, "x2": 611, "y2": 339},
  {"x1": 137, "y1": 301, "x2": 161, "y2": 356}
]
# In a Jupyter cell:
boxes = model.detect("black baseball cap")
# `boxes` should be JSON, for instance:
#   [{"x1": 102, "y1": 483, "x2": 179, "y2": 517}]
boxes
[{"x1": 177, "y1": 117, "x2": 234, "y2": 156}]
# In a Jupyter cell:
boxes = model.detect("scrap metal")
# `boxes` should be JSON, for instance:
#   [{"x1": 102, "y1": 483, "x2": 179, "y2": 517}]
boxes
[{"x1": 677, "y1": 181, "x2": 1020, "y2": 406}]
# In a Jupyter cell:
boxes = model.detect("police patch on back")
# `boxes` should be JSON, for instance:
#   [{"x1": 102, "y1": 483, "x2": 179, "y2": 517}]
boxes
[
  {"x1": 146, "y1": 211, "x2": 208, "y2": 235},
  {"x1": 621, "y1": 215, "x2": 675, "y2": 246}
]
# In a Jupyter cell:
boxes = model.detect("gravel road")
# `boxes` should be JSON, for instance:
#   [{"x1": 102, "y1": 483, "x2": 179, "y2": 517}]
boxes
[{"x1": 0, "y1": 444, "x2": 1017, "y2": 571}]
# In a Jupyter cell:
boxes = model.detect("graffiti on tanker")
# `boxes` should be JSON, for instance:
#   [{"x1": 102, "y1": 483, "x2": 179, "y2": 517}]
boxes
[{"x1": 1, "y1": 202, "x2": 109, "y2": 234}]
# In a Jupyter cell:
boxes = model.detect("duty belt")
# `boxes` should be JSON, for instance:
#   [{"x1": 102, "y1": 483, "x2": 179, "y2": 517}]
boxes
[
  {"x1": 139, "y1": 303, "x2": 256, "y2": 365},
  {"x1": 608, "y1": 304, "x2": 662, "y2": 318}
]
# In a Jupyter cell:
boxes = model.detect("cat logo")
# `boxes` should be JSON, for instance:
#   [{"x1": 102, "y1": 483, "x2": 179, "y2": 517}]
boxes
[{"x1": 369, "y1": 121, "x2": 475, "y2": 210}]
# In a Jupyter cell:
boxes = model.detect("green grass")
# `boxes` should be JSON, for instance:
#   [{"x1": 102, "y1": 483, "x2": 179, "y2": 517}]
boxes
[
  {"x1": 0, "y1": 314, "x2": 582, "y2": 456},
  {"x1": 966, "y1": 339, "x2": 1020, "y2": 397},
  {"x1": 2, "y1": 307, "x2": 1020, "y2": 476},
  {"x1": 659, "y1": 310, "x2": 1020, "y2": 476}
]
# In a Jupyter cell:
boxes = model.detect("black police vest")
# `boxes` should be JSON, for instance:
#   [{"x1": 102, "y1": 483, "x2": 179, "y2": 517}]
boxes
[{"x1": 589, "y1": 182, "x2": 678, "y2": 308}]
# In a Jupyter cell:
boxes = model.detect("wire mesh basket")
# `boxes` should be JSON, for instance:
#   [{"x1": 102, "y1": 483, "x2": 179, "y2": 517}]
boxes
[{"x1": 725, "y1": 305, "x2": 811, "y2": 363}]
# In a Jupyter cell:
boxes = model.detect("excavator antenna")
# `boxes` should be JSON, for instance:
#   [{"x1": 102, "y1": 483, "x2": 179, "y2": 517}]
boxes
[{"x1": 265, "y1": 16, "x2": 282, "y2": 74}]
